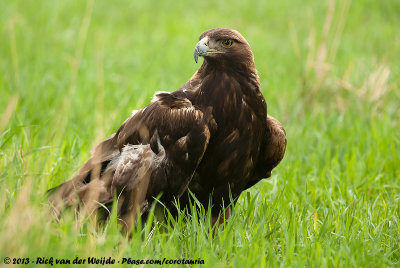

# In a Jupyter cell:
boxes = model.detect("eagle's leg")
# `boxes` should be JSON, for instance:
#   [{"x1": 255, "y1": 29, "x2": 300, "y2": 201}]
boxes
[{"x1": 212, "y1": 206, "x2": 233, "y2": 226}]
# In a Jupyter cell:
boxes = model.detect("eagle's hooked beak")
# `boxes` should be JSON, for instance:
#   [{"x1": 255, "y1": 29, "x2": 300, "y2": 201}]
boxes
[{"x1": 194, "y1": 37, "x2": 210, "y2": 63}]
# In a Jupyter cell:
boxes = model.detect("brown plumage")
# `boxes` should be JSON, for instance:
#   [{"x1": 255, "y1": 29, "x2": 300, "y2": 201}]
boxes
[{"x1": 48, "y1": 28, "x2": 286, "y2": 231}]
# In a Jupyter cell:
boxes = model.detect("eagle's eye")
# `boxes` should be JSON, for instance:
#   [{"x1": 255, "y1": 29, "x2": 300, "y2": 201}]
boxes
[{"x1": 221, "y1": 39, "x2": 233, "y2": 47}]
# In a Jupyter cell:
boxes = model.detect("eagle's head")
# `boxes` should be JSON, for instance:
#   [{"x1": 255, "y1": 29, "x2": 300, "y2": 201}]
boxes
[{"x1": 194, "y1": 28, "x2": 255, "y2": 69}]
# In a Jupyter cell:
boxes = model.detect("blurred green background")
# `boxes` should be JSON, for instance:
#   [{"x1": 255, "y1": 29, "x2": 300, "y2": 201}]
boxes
[{"x1": 1, "y1": 0, "x2": 399, "y2": 267}]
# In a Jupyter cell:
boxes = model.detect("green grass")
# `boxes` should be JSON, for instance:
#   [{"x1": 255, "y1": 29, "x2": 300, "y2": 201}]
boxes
[{"x1": 1, "y1": 0, "x2": 399, "y2": 267}]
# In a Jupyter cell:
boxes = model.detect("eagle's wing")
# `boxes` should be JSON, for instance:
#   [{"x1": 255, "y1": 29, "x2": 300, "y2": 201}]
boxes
[
  {"x1": 254, "y1": 115, "x2": 286, "y2": 180},
  {"x1": 48, "y1": 92, "x2": 213, "y2": 231}
]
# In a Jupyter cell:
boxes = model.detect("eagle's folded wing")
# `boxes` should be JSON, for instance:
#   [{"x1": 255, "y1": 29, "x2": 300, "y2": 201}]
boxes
[
  {"x1": 254, "y1": 115, "x2": 287, "y2": 180},
  {"x1": 48, "y1": 92, "x2": 213, "y2": 231}
]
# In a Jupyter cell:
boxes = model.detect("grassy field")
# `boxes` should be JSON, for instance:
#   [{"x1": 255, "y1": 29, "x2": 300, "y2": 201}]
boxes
[{"x1": 1, "y1": 0, "x2": 399, "y2": 266}]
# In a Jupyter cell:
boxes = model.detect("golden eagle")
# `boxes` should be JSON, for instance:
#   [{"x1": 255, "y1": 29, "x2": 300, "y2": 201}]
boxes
[{"x1": 48, "y1": 28, "x2": 286, "y2": 231}]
